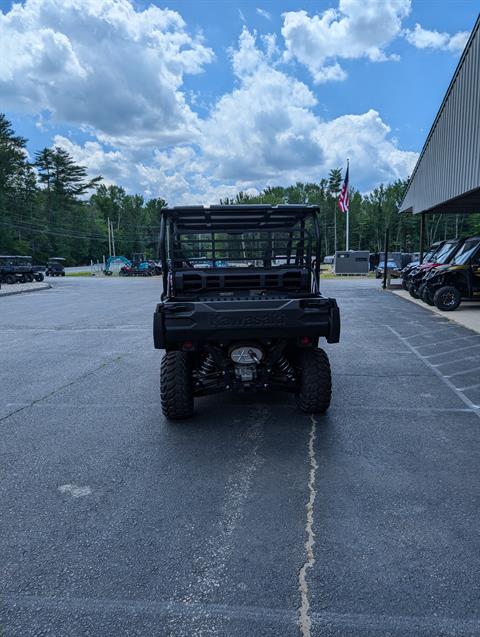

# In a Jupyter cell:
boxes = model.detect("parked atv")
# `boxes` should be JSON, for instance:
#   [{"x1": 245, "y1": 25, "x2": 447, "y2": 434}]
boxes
[
  {"x1": 153, "y1": 205, "x2": 340, "y2": 419},
  {"x1": 424, "y1": 237, "x2": 480, "y2": 310}
]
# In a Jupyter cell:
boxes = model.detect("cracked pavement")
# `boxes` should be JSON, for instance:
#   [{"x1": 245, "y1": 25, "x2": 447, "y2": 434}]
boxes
[{"x1": 1, "y1": 276, "x2": 480, "y2": 636}]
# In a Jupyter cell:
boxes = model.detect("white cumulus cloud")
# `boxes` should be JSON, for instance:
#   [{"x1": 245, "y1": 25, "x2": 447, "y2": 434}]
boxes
[
  {"x1": 201, "y1": 29, "x2": 417, "y2": 190},
  {"x1": 5, "y1": 3, "x2": 420, "y2": 204},
  {"x1": 404, "y1": 24, "x2": 469, "y2": 54},
  {"x1": 281, "y1": 0, "x2": 411, "y2": 83},
  {"x1": 0, "y1": 0, "x2": 214, "y2": 147}
]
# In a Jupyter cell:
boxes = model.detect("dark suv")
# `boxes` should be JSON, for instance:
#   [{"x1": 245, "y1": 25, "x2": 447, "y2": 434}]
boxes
[{"x1": 153, "y1": 205, "x2": 340, "y2": 419}]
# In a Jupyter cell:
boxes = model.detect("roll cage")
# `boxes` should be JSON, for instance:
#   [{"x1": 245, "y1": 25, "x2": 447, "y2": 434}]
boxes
[{"x1": 159, "y1": 205, "x2": 322, "y2": 300}]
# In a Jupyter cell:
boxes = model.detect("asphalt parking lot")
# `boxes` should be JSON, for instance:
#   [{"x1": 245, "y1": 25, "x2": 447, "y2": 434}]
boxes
[{"x1": 1, "y1": 277, "x2": 480, "y2": 637}]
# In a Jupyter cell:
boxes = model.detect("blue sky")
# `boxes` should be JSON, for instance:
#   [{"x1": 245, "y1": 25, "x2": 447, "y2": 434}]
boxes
[{"x1": 0, "y1": 0, "x2": 478, "y2": 203}]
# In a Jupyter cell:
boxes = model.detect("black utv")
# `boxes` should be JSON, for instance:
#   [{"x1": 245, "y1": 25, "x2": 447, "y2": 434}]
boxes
[
  {"x1": 153, "y1": 205, "x2": 340, "y2": 419},
  {"x1": 46, "y1": 257, "x2": 66, "y2": 276},
  {"x1": 409, "y1": 238, "x2": 464, "y2": 302},
  {"x1": 424, "y1": 236, "x2": 480, "y2": 310},
  {"x1": 401, "y1": 241, "x2": 445, "y2": 295},
  {"x1": 0, "y1": 255, "x2": 36, "y2": 284}
]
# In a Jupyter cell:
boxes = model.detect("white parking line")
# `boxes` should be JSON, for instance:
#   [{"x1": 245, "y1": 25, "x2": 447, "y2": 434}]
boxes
[
  {"x1": 445, "y1": 365, "x2": 480, "y2": 378},
  {"x1": 387, "y1": 326, "x2": 480, "y2": 420},
  {"x1": 424, "y1": 344, "x2": 480, "y2": 359}
]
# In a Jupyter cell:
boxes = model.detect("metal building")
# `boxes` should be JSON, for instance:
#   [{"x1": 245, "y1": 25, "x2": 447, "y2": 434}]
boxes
[
  {"x1": 400, "y1": 14, "x2": 480, "y2": 217},
  {"x1": 334, "y1": 251, "x2": 370, "y2": 275}
]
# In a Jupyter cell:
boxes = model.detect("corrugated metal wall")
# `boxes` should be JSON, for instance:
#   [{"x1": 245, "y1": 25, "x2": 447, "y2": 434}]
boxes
[{"x1": 400, "y1": 16, "x2": 480, "y2": 214}]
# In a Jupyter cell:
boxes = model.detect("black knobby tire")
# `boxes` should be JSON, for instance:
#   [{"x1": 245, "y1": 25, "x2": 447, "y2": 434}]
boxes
[
  {"x1": 421, "y1": 285, "x2": 434, "y2": 306},
  {"x1": 418, "y1": 283, "x2": 427, "y2": 302},
  {"x1": 433, "y1": 285, "x2": 461, "y2": 311},
  {"x1": 35, "y1": 273, "x2": 44, "y2": 282},
  {"x1": 296, "y1": 348, "x2": 332, "y2": 414},
  {"x1": 5, "y1": 274, "x2": 16, "y2": 284},
  {"x1": 409, "y1": 286, "x2": 420, "y2": 299},
  {"x1": 160, "y1": 351, "x2": 194, "y2": 420},
  {"x1": 401, "y1": 278, "x2": 408, "y2": 290}
]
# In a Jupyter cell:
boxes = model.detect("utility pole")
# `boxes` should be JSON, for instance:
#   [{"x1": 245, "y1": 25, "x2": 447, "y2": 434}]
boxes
[
  {"x1": 107, "y1": 217, "x2": 112, "y2": 256},
  {"x1": 383, "y1": 227, "x2": 390, "y2": 290},
  {"x1": 110, "y1": 219, "x2": 116, "y2": 257}
]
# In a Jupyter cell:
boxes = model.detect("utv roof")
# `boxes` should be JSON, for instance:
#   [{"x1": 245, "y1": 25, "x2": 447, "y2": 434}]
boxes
[{"x1": 162, "y1": 205, "x2": 319, "y2": 232}]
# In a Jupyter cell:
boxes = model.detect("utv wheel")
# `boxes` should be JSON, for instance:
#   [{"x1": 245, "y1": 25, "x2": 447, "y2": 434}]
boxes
[
  {"x1": 35, "y1": 273, "x2": 44, "y2": 282},
  {"x1": 160, "y1": 351, "x2": 194, "y2": 420},
  {"x1": 5, "y1": 274, "x2": 16, "y2": 284},
  {"x1": 420, "y1": 284, "x2": 434, "y2": 306},
  {"x1": 418, "y1": 283, "x2": 427, "y2": 303},
  {"x1": 409, "y1": 286, "x2": 420, "y2": 299},
  {"x1": 401, "y1": 278, "x2": 408, "y2": 290},
  {"x1": 434, "y1": 285, "x2": 461, "y2": 311},
  {"x1": 296, "y1": 348, "x2": 332, "y2": 414}
]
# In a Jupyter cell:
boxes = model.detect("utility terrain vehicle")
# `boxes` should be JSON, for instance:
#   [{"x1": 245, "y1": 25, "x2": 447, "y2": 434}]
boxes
[
  {"x1": 424, "y1": 236, "x2": 480, "y2": 310},
  {"x1": 402, "y1": 241, "x2": 445, "y2": 295},
  {"x1": 46, "y1": 257, "x2": 66, "y2": 276},
  {"x1": 409, "y1": 238, "x2": 464, "y2": 302},
  {"x1": 153, "y1": 205, "x2": 340, "y2": 419},
  {"x1": 0, "y1": 255, "x2": 37, "y2": 283}
]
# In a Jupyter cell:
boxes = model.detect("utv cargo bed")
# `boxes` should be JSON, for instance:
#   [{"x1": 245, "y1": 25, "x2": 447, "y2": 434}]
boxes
[{"x1": 154, "y1": 296, "x2": 340, "y2": 348}]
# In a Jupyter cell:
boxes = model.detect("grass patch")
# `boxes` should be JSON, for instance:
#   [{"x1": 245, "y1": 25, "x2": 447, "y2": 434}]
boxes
[
  {"x1": 320, "y1": 271, "x2": 376, "y2": 280},
  {"x1": 65, "y1": 271, "x2": 93, "y2": 277}
]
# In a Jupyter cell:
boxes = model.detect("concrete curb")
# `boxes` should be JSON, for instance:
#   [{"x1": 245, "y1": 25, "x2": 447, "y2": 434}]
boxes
[{"x1": 0, "y1": 282, "x2": 52, "y2": 298}]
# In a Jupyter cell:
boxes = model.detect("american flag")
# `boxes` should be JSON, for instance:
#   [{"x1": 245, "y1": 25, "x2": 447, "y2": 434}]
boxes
[{"x1": 338, "y1": 163, "x2": 349, "y2": 213}]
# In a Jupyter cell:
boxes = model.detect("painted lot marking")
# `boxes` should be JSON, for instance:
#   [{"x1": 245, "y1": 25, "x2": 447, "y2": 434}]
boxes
[{"x1": 388, "y1": 326, "x2": 480, "y2": 418}]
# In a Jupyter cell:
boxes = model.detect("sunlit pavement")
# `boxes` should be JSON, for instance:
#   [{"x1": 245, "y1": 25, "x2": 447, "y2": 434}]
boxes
[
  {"x1": 1, "y1": 277, "x2": 480, "y2": 636},
  {"x1": 392, "y1": 287, "x2": 480, "y2": 334}
]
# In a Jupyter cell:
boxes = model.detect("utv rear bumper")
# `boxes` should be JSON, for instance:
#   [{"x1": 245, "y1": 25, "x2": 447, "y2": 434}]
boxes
[{"x1": 153, "y1": 296, "x2": 340, "y2": 349}]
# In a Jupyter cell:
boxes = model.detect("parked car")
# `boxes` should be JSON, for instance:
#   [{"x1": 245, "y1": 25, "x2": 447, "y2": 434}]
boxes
[{"x1": 375, "y1": 260, "x2": 401, "y2": 279}]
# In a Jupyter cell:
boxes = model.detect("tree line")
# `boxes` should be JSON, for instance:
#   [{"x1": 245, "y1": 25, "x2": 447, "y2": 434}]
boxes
[{"x1": 1, "y1": 113, "x2": 479, "y2": 265}]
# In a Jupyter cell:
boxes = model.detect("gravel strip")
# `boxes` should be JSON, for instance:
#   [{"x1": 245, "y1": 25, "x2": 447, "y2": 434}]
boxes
[{"x1": 0, "y1": 281, "x2": 51, "y2": 297}]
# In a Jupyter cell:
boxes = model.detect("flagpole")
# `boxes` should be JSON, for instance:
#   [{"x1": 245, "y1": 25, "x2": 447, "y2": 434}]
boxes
[
  {"x1": 346, "y1": 207, "x2": 349, "y2": 251},
  {"x1": 345, "y1": 159, "x2": 349, "y2": 251}
]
